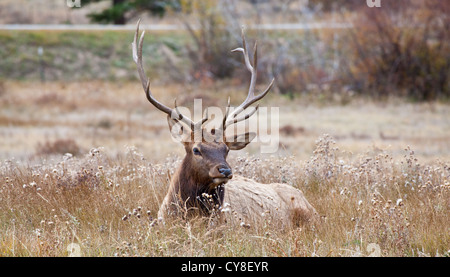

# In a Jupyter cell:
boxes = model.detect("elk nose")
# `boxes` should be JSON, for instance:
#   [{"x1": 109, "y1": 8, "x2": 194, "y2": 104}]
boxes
[{"x1": 218, "y1": 167, "x2": 232, "y2": 178}]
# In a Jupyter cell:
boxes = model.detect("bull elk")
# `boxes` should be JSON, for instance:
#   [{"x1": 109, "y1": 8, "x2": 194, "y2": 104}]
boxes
[{"x1": 132, "y1": 20, "x2": 317, "y2": 228}]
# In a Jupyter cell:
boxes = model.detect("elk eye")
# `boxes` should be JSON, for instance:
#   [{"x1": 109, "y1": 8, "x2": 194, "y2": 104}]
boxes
[{"x1": 193, "y1": 147, "x2": 201, "y2": 156}]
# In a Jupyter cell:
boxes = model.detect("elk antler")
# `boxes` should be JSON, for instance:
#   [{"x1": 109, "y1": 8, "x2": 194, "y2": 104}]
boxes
[
  {"x1": 132, "y1": 19, "x2": 208, "y2": 131},
  {"x1": 222, "y1": 27, "x2": 275, "y2": 131}
]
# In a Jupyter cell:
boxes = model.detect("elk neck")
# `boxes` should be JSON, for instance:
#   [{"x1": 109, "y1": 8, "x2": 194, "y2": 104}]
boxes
[{"x1": 169, "y1": 154, "x2": 225, "y2": 216}]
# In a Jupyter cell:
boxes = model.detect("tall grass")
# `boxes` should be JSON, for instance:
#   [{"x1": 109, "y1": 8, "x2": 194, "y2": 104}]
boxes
[{"x1": 1, "y1": 136, "x2": 448, "y2": 257}]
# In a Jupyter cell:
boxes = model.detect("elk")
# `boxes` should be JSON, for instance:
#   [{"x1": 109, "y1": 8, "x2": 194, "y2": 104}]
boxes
[{"x1": 132, "y1": 20, "x2": 317, "y2": 228}]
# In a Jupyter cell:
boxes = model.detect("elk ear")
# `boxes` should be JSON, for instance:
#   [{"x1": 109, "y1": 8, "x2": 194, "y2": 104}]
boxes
[{"x1": 225, "y1": 132, "x2": 256, "y2": 150}]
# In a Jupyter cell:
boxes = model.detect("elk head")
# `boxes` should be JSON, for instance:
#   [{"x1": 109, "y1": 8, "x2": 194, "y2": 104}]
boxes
[{"x1": 132, "y1": 20, "x2": 274, "y2": 215}]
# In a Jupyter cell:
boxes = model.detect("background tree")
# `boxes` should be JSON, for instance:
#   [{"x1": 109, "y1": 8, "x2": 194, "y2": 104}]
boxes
[
  {"x1": 345, "y1": 0, "x2": 450, "y2": 100},
  {"x1": 80, "y1": 0, "x2": 181, "y2": 24}
]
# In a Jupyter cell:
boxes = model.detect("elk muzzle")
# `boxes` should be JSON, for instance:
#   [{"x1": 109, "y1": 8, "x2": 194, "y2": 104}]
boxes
[{"x1": 210, "y1": 164, "x2": 233, "y2": 185}]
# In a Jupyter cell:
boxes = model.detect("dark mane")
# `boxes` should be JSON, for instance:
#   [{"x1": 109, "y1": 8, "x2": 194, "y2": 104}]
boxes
[{"x1": 165, "y1": 156, "x2": 225, "y2": 218}]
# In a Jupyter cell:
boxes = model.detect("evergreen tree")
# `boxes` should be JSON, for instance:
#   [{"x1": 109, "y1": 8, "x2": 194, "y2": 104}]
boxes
[{"x1": 80, "y1": 0, "x2": 181, "y2": 24}]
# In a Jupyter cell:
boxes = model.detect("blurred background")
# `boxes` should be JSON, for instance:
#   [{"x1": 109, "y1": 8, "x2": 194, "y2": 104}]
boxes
[{"x1": 0, "y1": 0, "x2": 449, "y2": 163}]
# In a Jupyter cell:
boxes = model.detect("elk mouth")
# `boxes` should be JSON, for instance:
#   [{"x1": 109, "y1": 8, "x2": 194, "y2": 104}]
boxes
[{"x1": 212, "y1": 175, "x2": 233, "y2": 185}]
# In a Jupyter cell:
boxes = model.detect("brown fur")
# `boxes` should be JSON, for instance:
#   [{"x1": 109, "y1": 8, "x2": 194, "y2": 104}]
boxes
[{"x1": 157, "y1": 141, "x2": 228, "y2": 219}]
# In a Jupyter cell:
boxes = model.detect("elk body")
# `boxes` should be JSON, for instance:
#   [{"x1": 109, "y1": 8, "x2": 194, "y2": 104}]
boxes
[{"x1": 132, "y1": 20, "x2": 317, "y2": 228}]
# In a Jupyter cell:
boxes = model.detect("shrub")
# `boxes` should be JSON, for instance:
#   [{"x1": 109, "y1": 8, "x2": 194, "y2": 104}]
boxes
[
  {"x1": 180, "y1": 0, "x2": 240, "y2": 83},
  {"x1": 36, "y1": 138, "x2": 82, "y2": 156},
  {"x1": 345, "y1": 0, "x2": 450, "y2": 100}
]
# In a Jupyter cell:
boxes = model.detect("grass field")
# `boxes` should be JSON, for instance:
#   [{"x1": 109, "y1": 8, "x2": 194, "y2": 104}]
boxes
[{"x1": 0, "y1": 80, "x2": 449, "y2": 256}]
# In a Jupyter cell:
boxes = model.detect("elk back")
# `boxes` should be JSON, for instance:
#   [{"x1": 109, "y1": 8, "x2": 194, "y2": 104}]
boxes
[{"x1": 223, "y1": 175, "x2": 318, "y2": 228}]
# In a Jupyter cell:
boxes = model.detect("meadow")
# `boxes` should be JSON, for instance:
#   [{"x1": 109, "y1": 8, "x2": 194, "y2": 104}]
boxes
[{"x1": 0, "y1": 80, "x2": 449, "y2": 256}]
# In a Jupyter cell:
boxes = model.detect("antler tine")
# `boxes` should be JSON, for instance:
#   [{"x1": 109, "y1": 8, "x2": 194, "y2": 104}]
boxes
[
  {"x1": 133, "y1": 20, "x2": 196, "y2": 130},
  {"x1": 224, "y1": 27, "x2": 274, "y2": 131},
  {"x1": 223, "y1": 105, "x2": 259, "y2": 130},
  {"x1": 253, "y1": 40, "x2": 258, "y2": 73},
  {"x1": 132, "y1": 19, "x2": 146, "y2": 91},
  {"x1": 173, "y1": 99, "x2": 195, "y2": 130},
  {"x1": 201, "y1": 109, "x2": 209, "y2": 125},
  {"x1": 222, "y1": 97, "x2": 230, "y2": 128}
]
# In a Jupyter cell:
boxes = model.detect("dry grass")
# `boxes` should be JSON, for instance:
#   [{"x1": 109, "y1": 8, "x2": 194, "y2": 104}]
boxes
[
  {"x1": 0, "y1": 137, "x2": 448, "y2": 257},
  {"x1": 0, "y1": 81, "x2": 449, "y2": 256}
]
